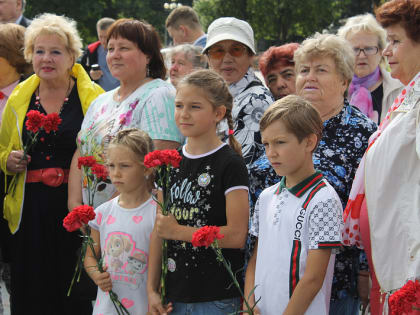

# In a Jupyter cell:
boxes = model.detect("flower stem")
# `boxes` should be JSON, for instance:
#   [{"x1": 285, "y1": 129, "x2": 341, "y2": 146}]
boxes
[
  {"x1": 212, "y1": 245, "x2": 254, "y2": 315},
  {"x1": 161, "y1": 239, "x2": 168, "y2": 305},
  {"x1": 84, "y1": 227, "x2": 130, "y2": 314}
]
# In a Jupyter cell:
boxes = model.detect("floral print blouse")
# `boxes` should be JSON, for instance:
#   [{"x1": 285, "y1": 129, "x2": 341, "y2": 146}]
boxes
[
  {"x1": 248, "y1": 100, "x2": 377, "y2": 301},
  {"x1": 227, "y1": 68, "x2": 274, "y2": 165},
  {"x1": 78, "y1": 79, "x2": 183, "y2": 208}
]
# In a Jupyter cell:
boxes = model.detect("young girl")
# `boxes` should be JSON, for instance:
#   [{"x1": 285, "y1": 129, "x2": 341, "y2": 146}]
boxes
[
  {"x1": 147, "y1": 69, "x2": 250, "y2": 315},
  {"x1": 84, "y1": 128, "x2": 156, "y2": 315}
]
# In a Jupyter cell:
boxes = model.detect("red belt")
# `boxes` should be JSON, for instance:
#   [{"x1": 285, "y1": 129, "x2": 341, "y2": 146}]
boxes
[{"x1": 26, "y1": 168, "x2": 70, "y2": 187}]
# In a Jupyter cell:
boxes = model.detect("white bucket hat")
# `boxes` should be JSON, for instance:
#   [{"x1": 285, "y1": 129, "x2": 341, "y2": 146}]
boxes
[{"x1": 203, "y1": 17, "x2": 256, "y2": 55}]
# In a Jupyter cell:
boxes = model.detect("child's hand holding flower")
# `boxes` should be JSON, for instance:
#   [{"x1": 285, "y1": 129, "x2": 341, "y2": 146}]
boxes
[
  {"x1": 91, "y1": 265, "x2": 113, "y2": 293},
  {"x1": 155, "y1": 207, "x2": 180, "y2": 240}
]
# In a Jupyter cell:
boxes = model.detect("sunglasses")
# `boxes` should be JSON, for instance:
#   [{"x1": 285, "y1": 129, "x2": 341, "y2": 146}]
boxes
[{"x1": 207, "y1": 44, "x2": 248, "y2": 59}]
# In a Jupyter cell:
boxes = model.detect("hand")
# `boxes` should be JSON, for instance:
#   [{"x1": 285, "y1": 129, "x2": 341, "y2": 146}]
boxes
[
  {"x1": 6, "y1": 150, "x2": 31, "y2": 173},
  {"x1": 155, "y1": 209, "x2": 179, "y2": 240},
  {"x1": 148, "y1": 290, "x2": 173, "y2": 315},
  {"x1": 358, "y1": 272, "x2": 370, "y2": 313},
  {"x1": 89, "y1": 69, "x2": 103, "y2": 81},
  {"x1": 92, "y1": 265, "x2": 113, "y2": 292}
]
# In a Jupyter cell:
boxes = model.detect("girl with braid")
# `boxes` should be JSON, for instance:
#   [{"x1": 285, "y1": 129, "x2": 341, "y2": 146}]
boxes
[{"x1": 147, "y1": 70, "x2": 249, "y2": 315}]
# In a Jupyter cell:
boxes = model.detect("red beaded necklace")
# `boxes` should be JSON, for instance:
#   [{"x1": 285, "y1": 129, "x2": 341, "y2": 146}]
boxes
[{"x1": 34, "y1": 79, "x2": 72, "y2": 117}]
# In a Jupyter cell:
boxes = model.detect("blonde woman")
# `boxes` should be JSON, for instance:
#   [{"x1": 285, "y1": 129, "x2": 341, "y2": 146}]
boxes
[{"x1": 0, "y1": 13, "x2": 103, "y2": 314}]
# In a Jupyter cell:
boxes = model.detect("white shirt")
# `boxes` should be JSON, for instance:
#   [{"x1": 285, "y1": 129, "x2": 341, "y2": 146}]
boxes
[{"x1": 250, "y1": 172, "x2": 343, "y2": 314}]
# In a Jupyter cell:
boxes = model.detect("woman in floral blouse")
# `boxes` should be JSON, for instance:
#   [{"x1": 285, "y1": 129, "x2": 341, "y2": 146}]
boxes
[
  {"x1": 68, "y1": 19, "x2": 183, "y2": 209},
  {"x1": 203, "y1": 17, "x2": 274, "y2": 165},
  {"x1": 250, "y1": 33, "x2": 376, "y2": 314},
  {"x1": 293, "y1": 33, "x2": 377, "y2": 314}
]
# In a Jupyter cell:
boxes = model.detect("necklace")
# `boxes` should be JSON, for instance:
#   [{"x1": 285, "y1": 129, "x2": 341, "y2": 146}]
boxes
[{"x1": 35, "y1": 78, "x2": 72, "y2": 116}]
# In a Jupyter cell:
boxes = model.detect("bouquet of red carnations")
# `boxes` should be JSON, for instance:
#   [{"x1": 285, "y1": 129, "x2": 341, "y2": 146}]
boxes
[
  {"x1": 389, "y1": 279, "x2": 420, "y2": 314},
  {"x1": 143, "y1": 149, "x2": 182, "y2": 305},
  {"x1": 6, "y1": 110, "x2": 61, "y2": 196},
  {"x1": 63, "y1": 157, "x2": 129, "y2": 314}
]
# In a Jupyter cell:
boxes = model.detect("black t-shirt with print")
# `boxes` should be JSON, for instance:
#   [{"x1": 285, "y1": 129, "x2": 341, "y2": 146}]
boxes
[{"x1": 162, "y1": 144, "x2": 249, "y2": 303}]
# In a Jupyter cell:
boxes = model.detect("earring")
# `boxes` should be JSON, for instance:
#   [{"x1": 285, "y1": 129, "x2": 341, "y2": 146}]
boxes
[
  {"x1": 145, "y1": 175, "x2": 149, "y2": 180},
  {"x1": 146, "y1": 64, "x2": 151, "y2": 77}
]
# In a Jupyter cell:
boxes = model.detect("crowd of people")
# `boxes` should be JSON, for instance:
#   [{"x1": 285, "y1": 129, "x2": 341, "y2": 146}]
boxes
[{"x1": 0, "y1": 0, "x2": 419, "y2": 314}]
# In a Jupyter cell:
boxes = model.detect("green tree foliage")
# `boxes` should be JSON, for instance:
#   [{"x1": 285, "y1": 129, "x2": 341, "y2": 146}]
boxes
[
  {"x1": 24, "y1": 0, "x2": 385, "y2": 50},
  {"x1": 194, "y1": 0, "x2": 382, "y2": 50},
  {"x1": 25, "y1": 0, "x2": 192, "y2": 47}
]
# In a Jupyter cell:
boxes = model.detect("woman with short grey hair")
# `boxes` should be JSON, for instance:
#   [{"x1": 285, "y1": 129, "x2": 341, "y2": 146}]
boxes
[
  {"x1": 169, "y1": 44, "x2": 207, "y2": 87},
  {"x1": 338, "y1": 13, "x2": 402, "y2": 124},
  {"x1": 294, "y1": 33, "x2": 377, "y2": 315}
]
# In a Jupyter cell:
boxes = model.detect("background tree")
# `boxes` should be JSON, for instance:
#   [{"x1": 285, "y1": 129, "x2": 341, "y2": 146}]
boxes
[
  {"x1": 24, "y1": 0, "x2": 385, "y2": 50},
  {"x1": 25, "y1": 0, "x2": 193, "y2": 46},
  {"x1": 194, "y1": 0, "x2": 387, "y2": 50}
]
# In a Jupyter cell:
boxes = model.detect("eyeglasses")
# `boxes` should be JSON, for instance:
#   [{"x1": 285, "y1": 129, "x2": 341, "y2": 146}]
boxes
[
  {"x1": 207, "y1": 44, "x2": 248, "y2": 59},
  {"x1": 353, "y1": 46, "x2": 379, "y2": 56}
]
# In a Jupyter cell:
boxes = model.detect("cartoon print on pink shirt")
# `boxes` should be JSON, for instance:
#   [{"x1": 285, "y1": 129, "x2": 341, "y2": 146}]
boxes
[
  {"x1": 104, "y1": 232, "x2": 148, "y2": 289},
  {"x1": 105, "y1": 233, "x2": 133, "y2": 271}
]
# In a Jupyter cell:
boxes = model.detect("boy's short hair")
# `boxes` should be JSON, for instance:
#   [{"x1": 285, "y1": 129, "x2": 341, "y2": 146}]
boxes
[
  {"x1": 165, "y1": 6, "x2": 202, "y2": 30},
  {"x1": 260, "y1": 95, "x2": 323, "y2": 147}
]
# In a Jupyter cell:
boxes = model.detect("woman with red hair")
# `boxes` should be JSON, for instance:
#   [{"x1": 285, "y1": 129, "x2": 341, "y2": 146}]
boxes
[
  {"x1": 259, "y1": 43, "x2": 299, "y2": 100},
  {"x1": 343, "y1": 0, "x2": 420, "y2": 313}
]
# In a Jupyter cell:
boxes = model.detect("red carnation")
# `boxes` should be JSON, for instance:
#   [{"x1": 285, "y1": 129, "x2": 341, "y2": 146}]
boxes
[
  {"x1": 389, "y1": 280, "x2": 420, "y2": 315},
  {"x1": 63, "y1": 205, "x2": 95, "y2": 232},
  {"x1": 25, "y1": 110, "x2": 45, "y2": 133},
  {"x1": 91, "y1": 163, "x2": 108, "y2": 181},
  {"x1": 63, "y1": 211, "x2": 82, "y2": 232},
  {"x1": 78, "y1": 156, "x2": 97, "y2": 169},
  {"x1": 144, "y1": 149, "x2": 182, "y2": 168},
  {"x1": 43, "y1": 112, "x2": 62, "y2": 134},
  {"x1": 191, "y1": 226, "x2": 224, "y2": 248},
  {"x1": 74, "y1": 205, "x2": 96, "y2": 224}
]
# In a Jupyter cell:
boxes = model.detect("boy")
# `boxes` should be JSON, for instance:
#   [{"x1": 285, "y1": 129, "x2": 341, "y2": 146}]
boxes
[{"x1": 245, "y1": 95, "x2": 343, "y2": 314}]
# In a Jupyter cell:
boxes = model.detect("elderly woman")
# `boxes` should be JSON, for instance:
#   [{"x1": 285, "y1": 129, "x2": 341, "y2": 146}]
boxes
[
  {"x1": 203, "y1": 17, "x2": 274, "y2": 165},
  {"x1": 293, "y1": 33, "x2": 377, "y2": 314},
  {"x1": 338, "y1": 13, "x2": 403, "y2": 124},
  {"x1": 343, "y1": 0, "x2": 420, "y2": 313},
  {"x1": 0, "y1": 22, "x2": 31, "y2": 313},
  {"x1": 0, "y1": 14, "x2": 103, "y2": 314},
  {"x1": 259, "y1": 43, "x2": 300, "y2": 100},
  {"x1": 69, "y1": 19, "x2": 183, "y2": 210},
  {"x1": 169, "y1": 44, "x2": 207, "y2": 88}
]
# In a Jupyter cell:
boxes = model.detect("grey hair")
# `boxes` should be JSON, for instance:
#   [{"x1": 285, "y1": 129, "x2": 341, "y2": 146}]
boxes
[
  {"x1": 96, "y1": 17, "x2": 115, "y2": 31},
  {"x1": 294, "y1": 33, "x2": 355, "y2": 86},
  {"x1": 170, "y1": 44, "x2": 207, "y2": 69},
  {"x1": 338, "y1": 13, "x2": 387, "y2": 50}
]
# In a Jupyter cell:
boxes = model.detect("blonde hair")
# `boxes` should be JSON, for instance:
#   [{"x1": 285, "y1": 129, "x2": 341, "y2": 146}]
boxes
[
  {"x1": 338, "y1": 13, "x2": 387, "y2": 65},
  {"x1": 178, "y1": 69, "x2": 242, "y2": 156},
  {"x1": 260, "y1": 95, "x2": 323, "y2": 150},
  {"x1": 24, "y1": 13, "x2": 83, "y2": 63},
  {"x1": 109, "y1": 128, "x2": 155, "y2": 191},
  {"x1": 294, "y1": 33, "x2": 355, "y2": 85}
]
